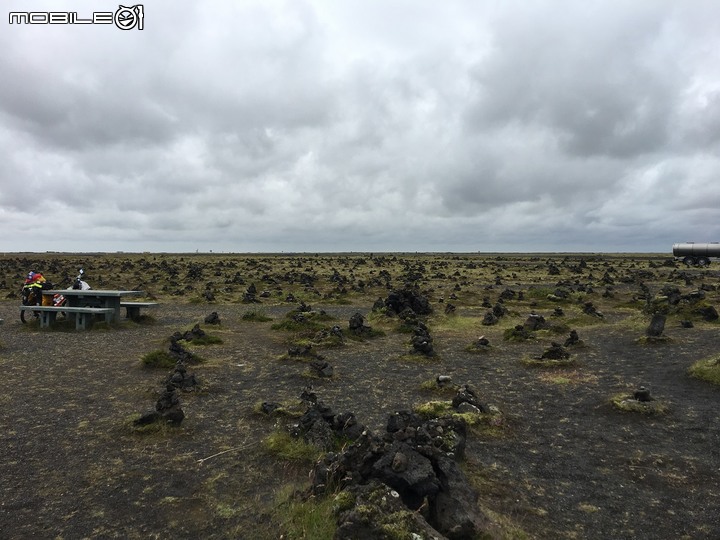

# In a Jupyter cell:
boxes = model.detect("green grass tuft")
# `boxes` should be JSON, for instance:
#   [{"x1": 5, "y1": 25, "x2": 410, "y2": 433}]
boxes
[
  {"x1": 521, "y1": 355, "x2": 577, "y2": 368},
  {"x1": 688, "y1": 354, "x2": 720, "y2": 386},
  {"x1": 242, "y1": 309, "x2": 273, "y2": 322},
  {"x1": 187, "y1": 334, "x2": 223, "y2": 346},
  {"x1": 610, "y1": 394, "x2": 669, "y2": 415},
  {"x1": 263, "y1": 431, "x2": 324, "y2": 462},
  {"x1": 274, "y1": 485, "x2": 336, "y2": 540}
]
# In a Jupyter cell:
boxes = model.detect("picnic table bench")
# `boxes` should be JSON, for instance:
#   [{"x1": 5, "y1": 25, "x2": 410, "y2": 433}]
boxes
[
  {"x1": 120, "y1": 301, "x2": 159, "y2": 319},
  {"x1": 19, "y1": 305, "x2": 116, "y2": 330}
]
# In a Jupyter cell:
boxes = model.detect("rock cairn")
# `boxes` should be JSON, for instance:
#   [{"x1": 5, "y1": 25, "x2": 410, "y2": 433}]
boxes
[
  {"x1": 134, "y1": 384, "x2": 185, "y2": 427},
  {"x1": 301, "y1": 389, "x2": 496, "y2": 538}
]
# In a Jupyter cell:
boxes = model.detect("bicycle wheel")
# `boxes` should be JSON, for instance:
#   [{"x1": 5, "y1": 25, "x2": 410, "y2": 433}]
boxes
[{"x1": 20, "y1": 289, "x2": 40, "y2": 323}]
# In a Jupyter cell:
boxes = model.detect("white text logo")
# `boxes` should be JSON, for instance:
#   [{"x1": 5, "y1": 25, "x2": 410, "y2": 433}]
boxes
[{"x1": 9, "y1": 5, "x2": 144, "y2": 30}]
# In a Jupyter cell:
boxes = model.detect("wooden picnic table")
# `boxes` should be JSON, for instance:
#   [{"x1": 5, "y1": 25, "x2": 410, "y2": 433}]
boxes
[{"x1": 44, "y1": 289, "x2": 144, "y2": 323}]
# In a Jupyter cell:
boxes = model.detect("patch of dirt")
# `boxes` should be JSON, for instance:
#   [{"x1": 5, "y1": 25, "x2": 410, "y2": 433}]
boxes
[{"x1": 0, "y1": 253, "x2": 719, "y2": 539}]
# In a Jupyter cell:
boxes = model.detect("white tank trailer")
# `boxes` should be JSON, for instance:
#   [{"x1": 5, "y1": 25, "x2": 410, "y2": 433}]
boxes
[{"x1": 672, "y1": 242, "x2": 720, "y2": 266}]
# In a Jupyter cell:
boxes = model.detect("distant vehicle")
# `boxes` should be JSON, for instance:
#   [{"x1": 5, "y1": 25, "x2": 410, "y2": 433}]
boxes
[{"x1": 672, "y1": 242, "x2": 720, "y2": 266}]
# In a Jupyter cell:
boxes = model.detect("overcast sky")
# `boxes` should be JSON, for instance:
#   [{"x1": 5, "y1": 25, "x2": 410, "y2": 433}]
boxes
[{"x1": 2, "y1": 0, "x2": 719, "y2": 253}]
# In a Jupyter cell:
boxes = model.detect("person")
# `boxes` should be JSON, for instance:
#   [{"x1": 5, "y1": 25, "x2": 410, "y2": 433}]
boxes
[{"x1": 22, "y1": 272, "x2": 46, "y2": 304}]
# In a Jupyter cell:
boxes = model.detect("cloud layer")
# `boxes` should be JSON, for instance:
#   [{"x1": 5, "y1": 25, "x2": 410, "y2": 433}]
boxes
[{"x1": 2, "y1": 0, "x2": 719, "y2": 252}]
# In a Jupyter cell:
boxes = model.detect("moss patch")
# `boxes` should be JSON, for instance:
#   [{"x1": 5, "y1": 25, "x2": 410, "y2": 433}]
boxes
[
  {"x1": 610, "y1": 394, "x2": 669, "y2": 415},
  {"x1": 688, "y1": 354, "x2": 720, "y2": 386}
]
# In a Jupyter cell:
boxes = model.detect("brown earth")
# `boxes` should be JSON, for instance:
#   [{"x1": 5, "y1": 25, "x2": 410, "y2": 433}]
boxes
[{"x1": 0, "y1": 253, "x2": 719, "y2": 539}]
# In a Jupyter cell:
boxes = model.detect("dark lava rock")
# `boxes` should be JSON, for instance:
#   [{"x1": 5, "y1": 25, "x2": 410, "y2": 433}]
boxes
[
  {"x1": 564, "y1": 329, "x2": 580, "y2": 347},
  {"x1": 482, "y1": 312, "x2": 498, "y2": 326},
  {"x1": 135, "y1": 384, "x2": 185, "y2": 427},
  {"x1": 633, "y1": 386, "x2": 653, "y2": 402},
  {"x1": 166, "y1": 360, "x2": 198, "y2": 391},
  {"x1": 646, "y1": 313, "x2": 666, "y2": 337},
  {"x1": 348, "y1": 312, "x2": 372, "y2": 335},
  {"x1": 306, "y1": 403, "x2": 494, "y2": 539},
  {"x1": 204, "y1": 311, "x2": 221, "y2": 324},
  {"x1": 309, "y1": 359, "x2": 334, "y2": 378},
  {"x1": 452, "y1": 384, "x2": 487, "y2": 413},
  {"x1": 582, "y1": 302, "x2": 603, "y2": 318},
  {"x1": 697, "y1": 305, "x2": 719, "y2": 321},
  {"x1": 523, "y1": 313, "x2": 548, "y2": 332},
  {"x1": 541, "y1": 342, "x2": 570, "y2": 360},
  {"x1": 384, "y1": 288, "x2": 433, "y2": 316}
]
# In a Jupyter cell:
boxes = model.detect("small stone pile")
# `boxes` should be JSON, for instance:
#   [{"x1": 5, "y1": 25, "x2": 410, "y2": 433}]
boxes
[
  {"x1": 482, "y1": 301, "x2": 508, "y2": 326},
  {"x1": 242, "y1": 283, "x2": 260, "y2": 304},
  {"x1": 583, "y1": 302, "x2": 603, "y2": 318},
  {"x1": 309, "y1": 359, "x2": 334, "y2": 378},
  {"x1": 539, "y1": 342, "x2": 570, "y2": 360},
  {"x1": 204, "y1": 311, "x2": 221, "y2": 325},
  {"x1": 166, "y1": 360, "x2": 198, "y2": 391},
  {"x1": 468, "y1": 335, "x2": 491, "y2": 352},
  {"x1": 167, "y1": 336, "x2": 196, "y2": 365},
  {"x1": 523, "y1": 313, "x2": 549, "y2": 332},
  {"x1": 564, "y1": 329, "x2": 582, "y2": 347},
  {"x1": 410, "y1": 321, "x2": 435, "y2": 357},
  {"x1": 348, "y1": 312, "x2": 372, "y2": 336},
  {"x1": 134, "y1": 384, "x2": 185, "y2": 427},
  {"x1": 173, "y1": 323, "x2": 206, "y2": 342}
]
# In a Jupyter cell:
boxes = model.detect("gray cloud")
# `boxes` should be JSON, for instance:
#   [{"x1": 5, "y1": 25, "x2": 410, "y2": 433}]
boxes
[{"x1": 1, "y1": 0, "x2": 719, "y2": 253}]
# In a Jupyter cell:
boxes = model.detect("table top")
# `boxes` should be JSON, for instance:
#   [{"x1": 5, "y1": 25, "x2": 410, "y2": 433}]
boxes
[{"x1": 44, "y1": 289, "x2": 144, "y2": 297}]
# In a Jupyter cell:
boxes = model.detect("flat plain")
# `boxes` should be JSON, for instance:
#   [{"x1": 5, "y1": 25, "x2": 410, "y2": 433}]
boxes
[{"x1": 0, "y1": 252, "x2": 718, "y2": 539}]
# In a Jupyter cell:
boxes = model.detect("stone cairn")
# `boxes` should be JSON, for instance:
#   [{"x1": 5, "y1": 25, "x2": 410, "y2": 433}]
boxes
[
  {"x1": 296, "y1": 387, "x2": 496, "y2": 539},
  {"x1": 538, "y1": 342, "x2": 570, "y2": 361},
  {"x1": 242, "y1": 283, "x2": 260, "y2": 304},
  {"x1": 410, "y1": 320, "x2": 435, "y2": 357},
  {"x1": 348, "y1": 312, "x2": 372, "y2": 336},
  {"x1": 564, "y1": 329, "x2": 582, "y2": 347},
  {"x1": 166, "y1": 360, "x2": 198, "y2": 391},
  {"x1": 204, "y1": 311, "x2": 221, "y2": 325},
  {"x1": 376, "y1": 288, "x2": 435, "y2": 357},
  {"x1": 134, "y1": 383, "x2": 185, "y2": 427}
]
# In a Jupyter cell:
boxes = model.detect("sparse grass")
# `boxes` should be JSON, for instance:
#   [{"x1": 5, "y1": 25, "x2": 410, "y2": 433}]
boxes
[
  {"x1": 521, "y1": 355, "x2": 577, "y2": 368},
  {"x1": 263, "y1": 430, "x2": 325, "y2": 463},
  {"x1": 636, "y1": 335, "x2": 673, "y2": 345},
  {"x1": 419, "y1": 379, "x2": 458, "y2": 396},
  {"x1": 141, "y1": 350, "x2": 177, "y2": 368},
  {"x1": 141, "y1": 349, "x2": 204, "y2": 368},
  {"x1": 344, "y1": 328, "x2": 386, "y2": 341},
  {"x1": 431, "y1": 314, "x2": 481, "y2": 334},
  {"x1": 537, "y1": 370, "x2": 599, "y2": 385},
  {"x1": 274, "y1": 486, "x2": 336, "y2": 540},
  {"x1": 186, "y1": 334, "x2": 223, "y2": 346},
  {"x1": 610, "y1": 394, "x2": 669, "y2": 415},
  {"x1": 130, "y1": 314, "x2": 156, "y2": 325},
  {"x1": 242, "y1": 309, "x2": 273, "y2": 322},
  {"x1": 396, "y1": 352, "x2": 439, "y2": 363},
  {"x1": 413, "y1": 400, "x2": 506, "y2": 435},
  {"x1": 688, "y1": 354, "x2": 720, "y2": 386},
  {"x1": 253, "y1": 401, "x2": 305, "y2": 418}
]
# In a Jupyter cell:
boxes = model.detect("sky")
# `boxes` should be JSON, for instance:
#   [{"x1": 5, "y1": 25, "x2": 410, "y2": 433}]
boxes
[{"x1": 2, "y1": 0, "x2": 719, "y2": 253}]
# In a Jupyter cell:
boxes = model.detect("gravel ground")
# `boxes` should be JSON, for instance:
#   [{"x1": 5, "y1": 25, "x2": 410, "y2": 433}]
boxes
[{"x1": 0, "y1": 259, "x2": 719, "y2": 539}]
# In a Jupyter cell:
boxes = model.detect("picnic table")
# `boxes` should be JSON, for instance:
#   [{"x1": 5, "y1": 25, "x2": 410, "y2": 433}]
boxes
[
  {"x1": 33, "y1": 289, "x2": 157, "y2": 329},
  {"x1": 45, "y1": 289, "x2": 145, "y2": 322}
]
